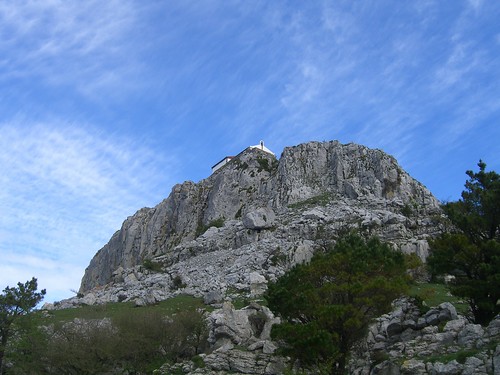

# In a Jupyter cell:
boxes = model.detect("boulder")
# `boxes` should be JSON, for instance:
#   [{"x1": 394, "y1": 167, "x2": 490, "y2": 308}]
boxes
[
  {"x1": 249, "y1": 272, "x2": 267, "y2": 297},
  {"x1": 493, "y1": 345, "x2": 500, "y2": 375},
  {"x1": 438, "y1": 302, "x2": 458, "y2": 321},
  {"x1": 372, "y1": 360, "x2": 402, "y2": 374},
  {"x1": 208, "y1": 302, "x2": 281, "y2": 354},
  {"x1": 443, "y1": 318, "x2": 467, "y2": 333},
  {"x1": 486, "y1": 315, "x2": 500, "y2": 338},
  {"x1": 134, "y1": 293, "x2": 156, "y2": 307},
  {"x1": 349, "y1": 298, "x2": 498, "y2": 375},
  {"x1": 80, "y1": 292, "x2": 97, "y2": 305},
  {"x1": 428, "y1": 360, "x2": 462, "y2": 374},
  {"x1": 202, "y1": 348, "x2": 285, "y2": 374},
  {"x1": 400, "y1": 359, "x2": 426, "y2": 374},
  {"x1": 458, "y1": 324, "x2": 485, "y2": 347},
  {"x1": 242, "y1": 208, "x2": 276, "y2": 230},
  {"x1": 204, "y1": 290, "x2": 223, "y2": 305},
  {"x1": 462, "y1": 356, "x2": 486, "y2": 375}
]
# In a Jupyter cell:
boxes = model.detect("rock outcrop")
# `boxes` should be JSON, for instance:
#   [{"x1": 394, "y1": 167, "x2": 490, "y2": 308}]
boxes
[
  {"x1": 77, "y1": 141, "x2": 442, "y2": 301},
  {"x1": 156, "y1": 302, "x2": 286, "y2": 375},
  {"x1": 349, "y1": 298, "x2": 500, "y2": 375}
]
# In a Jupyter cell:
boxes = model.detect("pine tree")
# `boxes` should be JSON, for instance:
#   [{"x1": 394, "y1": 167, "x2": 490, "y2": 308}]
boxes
[
  {"x1": 428, "y1": 161, "x2": 500, "y2": 325},
  {"x1": 266, "y1": 234, "x2": 409, "y2": 374},
  {"x1": 0, "y1": 277, "x2": 46, "y2": 374}
]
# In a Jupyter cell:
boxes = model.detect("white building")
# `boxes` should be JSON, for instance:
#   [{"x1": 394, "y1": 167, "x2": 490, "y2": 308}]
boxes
[
  {"x1": 211, "y1": 156, "x2": 235, "y2": 173},
  {"x1": 249, "y1": 140, "x2": 275, "y2": 156},
  {"x1": 211, "y1": 141, "x2": 275, "y2": 173}
]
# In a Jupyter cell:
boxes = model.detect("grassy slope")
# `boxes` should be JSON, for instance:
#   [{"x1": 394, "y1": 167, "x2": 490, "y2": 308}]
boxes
[
  {"x1": 43, "y1": 294, "x2": 207, "y2": 323},
  {"x1": 44, "y1": 283, "x2": 468, "y2": 322},
  {"x1": 409, "y1": 282, "x2": 470, "y2": 315}
]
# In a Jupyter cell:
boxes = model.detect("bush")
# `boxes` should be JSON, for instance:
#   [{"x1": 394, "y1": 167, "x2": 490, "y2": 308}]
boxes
[
  {"x1": 8, "y1": 304, "x2": 209, "y2": 373},
  {"x1": 6, "y1": 294, "x2": 208, "y2": 373},
  {"x1": 143, "y1": 258, "x2": 164, "y2": 272},
  {"x1": 171, "y1": 275, "x2": 186, "y2": 290},
  {"x1": 192, "y1": 355, "x2": 205, "y2": 368},
  {"x1": 195, "y1": 217, "x2": 225, "y2": 237}
]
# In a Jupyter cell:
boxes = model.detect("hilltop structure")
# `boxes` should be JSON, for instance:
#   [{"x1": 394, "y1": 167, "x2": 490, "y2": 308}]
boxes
[
  {"x1": 249, "y1": 140, "x2": 275, "y2": 156},
  {"x1": 211, "y1": 140, "x2": 275, "y2": 173}
]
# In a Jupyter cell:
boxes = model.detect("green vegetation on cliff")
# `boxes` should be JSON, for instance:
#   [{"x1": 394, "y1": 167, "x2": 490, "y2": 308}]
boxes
[{"x1": 266, "y1": 233, "x2": 410, "y2": 374}]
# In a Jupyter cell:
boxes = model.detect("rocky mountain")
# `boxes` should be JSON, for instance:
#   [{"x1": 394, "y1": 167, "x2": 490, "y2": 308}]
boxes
[
  {"x1": 42, "y1": 140, "x2": 500, "y2": 375},
  {"x1": 69, "y1": 140, "x2": 444, "y2": 307}
]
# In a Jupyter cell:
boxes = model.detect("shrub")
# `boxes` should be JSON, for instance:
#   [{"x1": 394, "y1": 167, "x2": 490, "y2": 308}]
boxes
[
  {"x1": 288, "y1": 193, "x2": 332, "y2": 209},
  {"x1": 143, "y1": 259, "x2": 163, "y2": 272},
  {"x1": 195, "y1": 217, "x2": 225, "y2": 237},
  {"x1": 191, "y1": 355, "x2": 205, "y2": 368},
  {"x1": 171, "y1": 275, "x2": 186, "y2": 290},
  {"x1": 10, "y1": 301, "x2": 209, "y2": 373}
]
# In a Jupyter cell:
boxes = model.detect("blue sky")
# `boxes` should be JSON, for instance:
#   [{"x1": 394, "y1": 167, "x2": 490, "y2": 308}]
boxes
[{"x1": 1, "y1": 1, "x2": 499, "y2": 303}]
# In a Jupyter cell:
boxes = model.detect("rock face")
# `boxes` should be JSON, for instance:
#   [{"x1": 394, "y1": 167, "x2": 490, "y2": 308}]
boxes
[
  {"x1": 157, "y1": 302, "x2": 286, "y2": 375},
  {"x1": 349, "y1": 298, "x2": 500, "y2": 375},
  {"x1": 77, "y1": 140, "x2": 443, "y2": 299}
]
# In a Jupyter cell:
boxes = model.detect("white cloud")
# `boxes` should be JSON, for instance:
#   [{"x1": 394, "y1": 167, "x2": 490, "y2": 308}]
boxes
[
  {"x1": 434, "y1": 41, "x2": 482, "y2": 88},
  {"x1": 281, "y1": 63, "x2": 323, "y2": 107},
  {"x1": 0, "y1": 0, "x2": 142, "y2": 97},
  {"x1": 0, "y1": 122, "x2": 178, "y2": 301},
  {"x1": 321, "y1": 4, "x2": 357, "y2": 45},
  {"x1": 467, "y1": 0, "x2": 483, "y2": 10},
  {"x1": 0, "y1": 252, "x2": 84, "y2": 303}
]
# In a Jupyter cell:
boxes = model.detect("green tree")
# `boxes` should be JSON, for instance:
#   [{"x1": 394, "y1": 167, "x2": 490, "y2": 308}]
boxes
[
  {"x1": 266, "y1": 234, "x2": 409, "y2": 374},
  {"x1": 0, "y1": 277, "x2": 46, "y2": 374},
  {"x1": 15, "y1": 305, "x2": 209, "y2": 374},
  {"x1": 2, "y1": 312, "x2": 49, "y2": 375},
  {"x1": 428, "y1": 161, "x2": 500, "y2": 325}
]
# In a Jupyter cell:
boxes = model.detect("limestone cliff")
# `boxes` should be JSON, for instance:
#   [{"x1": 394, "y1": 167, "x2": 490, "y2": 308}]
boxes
[{"x1": 79, "y1": 140, "x2": 442, "y2": 296}]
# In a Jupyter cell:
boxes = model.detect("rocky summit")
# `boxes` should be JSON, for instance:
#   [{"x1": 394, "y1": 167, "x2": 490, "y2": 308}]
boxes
[
  {"x1": 42, "y1": 140, "x2": 500, "y2": 375},
  {"x1": 63, "y1": 140, "x2": 444, "y2": 307}
]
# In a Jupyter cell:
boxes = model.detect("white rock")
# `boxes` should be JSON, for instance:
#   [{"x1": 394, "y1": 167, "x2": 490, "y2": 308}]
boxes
[{"x1": 242, "y1": 208, "x2": 276, "y2": 230}]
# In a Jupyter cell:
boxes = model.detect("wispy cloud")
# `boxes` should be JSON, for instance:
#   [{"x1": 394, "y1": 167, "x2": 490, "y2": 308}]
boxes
[
  {"x1": 0, "y1": 0, "x2": 142, "y2": 98},
  {"x1": 0, "y1": 123, "x2": 178, "y2": 300},
  {"x1": 467, "y1": 0, "x2": 483, "y2": 11},
  {"x1": 434, "y1": 41, "x2": 482, "y2": 88},
  {"x1": 429, "y1": 1, "x2": 500, "y2": 150},
  {"x1": 0, "y1": 251, "x2": 84, "y2": 302}
]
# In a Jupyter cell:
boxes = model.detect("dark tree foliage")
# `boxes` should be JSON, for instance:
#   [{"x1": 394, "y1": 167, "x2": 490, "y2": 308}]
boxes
[
  {"x1": 6, "y1": 306, "x2": 208, "y2": 374},
  {"x1": 0, "y1": 277, "x2": 46, "y2": 374},
  {"x1": 445, "y1": 160, "x2": 500, "y2": 242},
  {"x1": 266, "y1": 234, "x2": 409, "y2": 375},
  {"x1": 428, "y1": 161, "x2": 500, "y2": 325}
]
